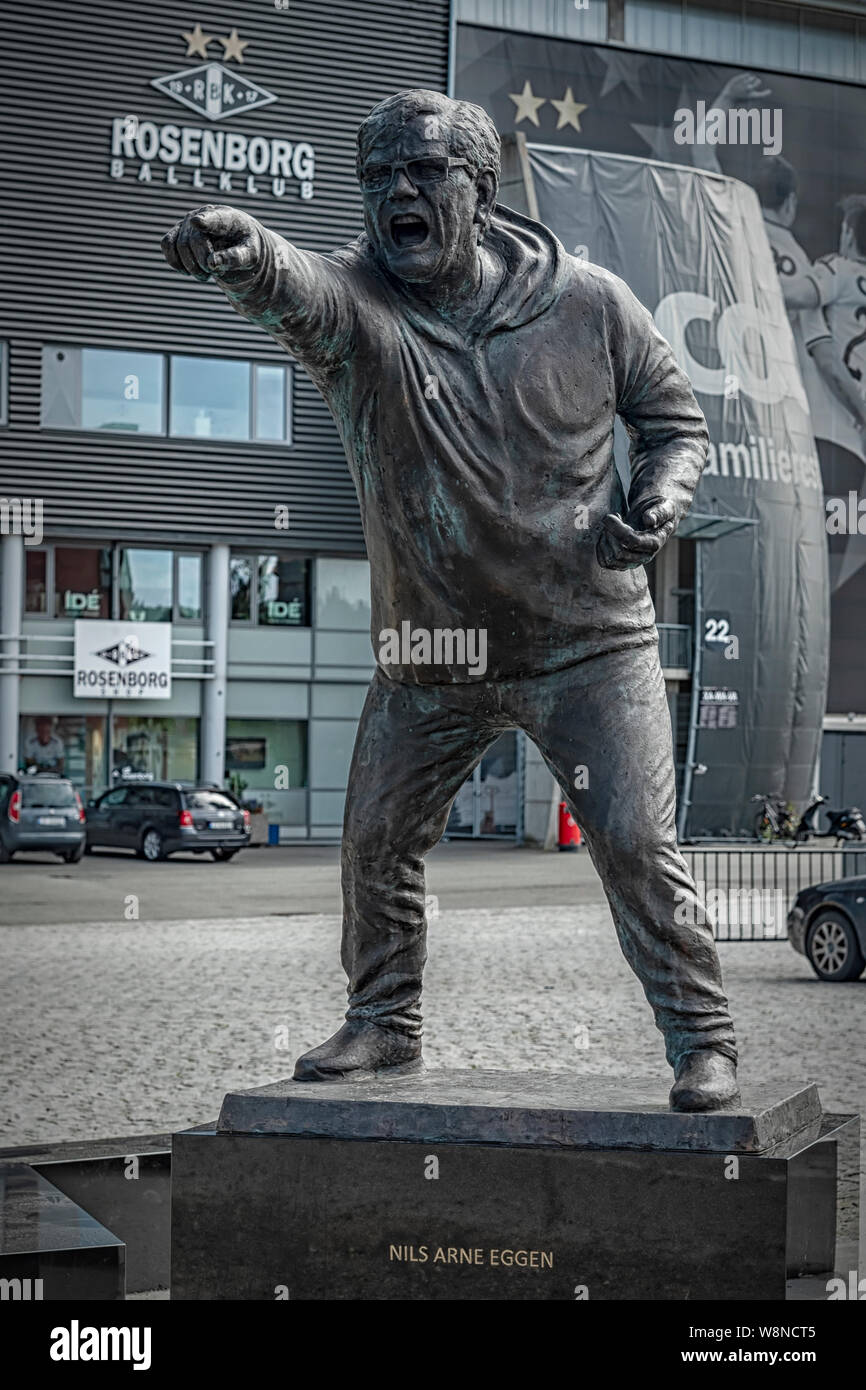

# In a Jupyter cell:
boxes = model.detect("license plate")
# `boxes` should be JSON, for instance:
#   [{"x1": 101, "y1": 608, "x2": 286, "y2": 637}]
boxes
[
  {"x1": 38, "y1": 816, "x2": 65, "y2": 826},
  {"x1": 209, "y1": 821, "x2": 230, "y2": 830}
]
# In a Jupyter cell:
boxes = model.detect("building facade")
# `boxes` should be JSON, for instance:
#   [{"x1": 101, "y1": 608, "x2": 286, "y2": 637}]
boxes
[{"x1": 0, "y1": 0, "x2": 450, "y2": 840}]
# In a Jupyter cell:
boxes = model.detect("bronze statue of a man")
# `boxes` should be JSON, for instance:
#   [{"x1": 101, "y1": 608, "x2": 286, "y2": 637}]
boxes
[{"x1": 162, "y1": 90, "x2": 739, "y2": 1112}]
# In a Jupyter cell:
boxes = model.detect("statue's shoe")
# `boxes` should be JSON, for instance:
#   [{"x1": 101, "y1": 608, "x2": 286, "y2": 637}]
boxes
[
  {"x1": 669, "y1": 1050, "x2": 740, "y2": 1113},
  {"x1": 293, "y1": 1020, "x2": 424, "y2": 1083}
]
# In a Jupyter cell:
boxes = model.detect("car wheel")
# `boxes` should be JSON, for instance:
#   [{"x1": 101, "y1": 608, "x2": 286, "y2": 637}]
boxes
[
  {"x1": 210, "y1": 848, "x2": 238, "y2": 861},
  {"x1": 84, "y1": 842, "x2": 93, "y2": 855},
  {"x1": 0, "y1": 840, "x2": 11, "y2": 864},
  {"x1": 805, "y1": 910, "x2": 866, "y2": 982},
  {"x1": 63, "y1": 842, "x2": 85, "y2": 863},
  {"x1": 141, "y1": 827, "x2": 167, "y2": 862}
]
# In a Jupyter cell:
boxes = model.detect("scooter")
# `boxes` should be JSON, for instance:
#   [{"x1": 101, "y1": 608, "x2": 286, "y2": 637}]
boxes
[
  {"x1": 793, "y1": 795, "x2": 866, "y2": 845},
  {"x1": 825, "y1": 805, "x2": 866, "y2": 844},
  {"x1": 791, "y1": 794, "x2": 827, "y2": 843}
]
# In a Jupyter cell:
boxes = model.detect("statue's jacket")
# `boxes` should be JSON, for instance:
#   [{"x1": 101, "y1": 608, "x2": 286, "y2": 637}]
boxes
[{"x1": 221, "y1": 204, "x2": 709, "y2": 684}]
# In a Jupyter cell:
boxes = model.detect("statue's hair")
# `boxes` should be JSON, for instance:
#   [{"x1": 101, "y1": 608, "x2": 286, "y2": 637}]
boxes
[{"x1": 356, "y1": 89, "x2": 501, "y2": 184}]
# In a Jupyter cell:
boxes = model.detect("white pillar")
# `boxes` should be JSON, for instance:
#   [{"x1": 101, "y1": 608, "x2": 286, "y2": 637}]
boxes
[
  {"x1": 0, "y1": 533, "x2": 23, "y2": 775},
  {"x1": 201, "y1": 542, "x2": 229, "y2": 784}
]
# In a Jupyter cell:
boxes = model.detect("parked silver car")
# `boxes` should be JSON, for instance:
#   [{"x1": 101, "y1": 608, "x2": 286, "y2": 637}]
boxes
[{"x1": 0, "y1": 772, "x2": 87, "y2": 863}]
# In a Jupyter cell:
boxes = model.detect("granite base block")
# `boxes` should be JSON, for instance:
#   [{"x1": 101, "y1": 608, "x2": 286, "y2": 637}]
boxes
[{"x1": 171, "y1": 1072, "x2": 859, "y2": 1302}]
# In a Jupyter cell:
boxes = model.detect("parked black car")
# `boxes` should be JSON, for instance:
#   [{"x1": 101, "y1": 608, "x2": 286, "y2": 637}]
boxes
[
  {"x1": 0, "y1": 772, "x2": 86, "y2": 863},
  {"x1": 788, "y1": 875, "x2": 866, "y2": 981},
  {"x1": 85, "y1": 781, "x2": 251, "y2": 861}
]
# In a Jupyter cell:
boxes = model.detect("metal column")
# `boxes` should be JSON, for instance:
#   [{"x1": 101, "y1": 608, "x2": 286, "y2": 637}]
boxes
[
  {"x1": 0, "y1": 532, "x2": 23, "y2": 775},
  {"x1": 201, "y1": 543, "x2": 229, "y2": 785}
]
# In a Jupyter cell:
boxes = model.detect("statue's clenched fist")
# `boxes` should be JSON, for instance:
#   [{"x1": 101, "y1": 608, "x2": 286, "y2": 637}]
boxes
[
  {"x1": 161, "y1": 205, "x2": 262, "y2": 281},
  {"x1": 596, "y1": 495, "x2": 678, "y2": 571}
]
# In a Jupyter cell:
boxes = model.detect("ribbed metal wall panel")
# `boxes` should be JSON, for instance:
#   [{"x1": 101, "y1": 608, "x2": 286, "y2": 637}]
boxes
[
  {"x1": 0, "y1": 0, "x2": 450, "y2": 548},
  {"x1": 624, "y1": 0, "x2": 866, "y2": 79},
  {"x1": 454, "y1": 0, "x2": 608, "y2": 40}
]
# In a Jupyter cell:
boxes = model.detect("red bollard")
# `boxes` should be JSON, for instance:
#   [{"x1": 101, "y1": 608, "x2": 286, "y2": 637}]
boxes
[{"x1": 558, "y1": 801, "x2": 582, "y2": 851}]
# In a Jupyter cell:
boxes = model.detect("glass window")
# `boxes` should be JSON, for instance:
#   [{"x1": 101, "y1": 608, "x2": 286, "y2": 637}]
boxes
[
  {"x1": 230, "y1": 556, "x2": 252, "y2": 620},
  {"x1": 225, "y1": 719, "x2": 307, "y2": 789},
  {"x1": 25, "y1": 550, "x2": 48, "y2": 614},
  {"x1": 257, "y1": 555, "x2": 309, "y2": 625},
  {"x1": 20, "y1": 715, "x2": 68, "y2": 774},
  {"x1": 21, "y1": 781, "x2": 79, "y2": 808},
  {"x1": 170, "y1": 356, "x2": 250, "y2": 439},
  {"x1": 41, "y1": 347, "x2": 288, "y2": 443},
  {"x1": 225, "y1": 718, "x2": 307, "y2": 828},
  {"x1": 55, "y1": 547, "x2": 111, "y2": 619},
  {"x1": 225, "y1": 735, "x2": 266, "y2": 771},
  {"x1": 315, "y1": 557, "x2": 372, "y2": 630},
  {"x1": 112, "y1": 716, "x2": 198, "y2": 782},
  {"x1": 42, "y1": 346, "x2": 82, "y2": 429},
  {"x1": 176, "y1": 553, "x2": 203, "y2": 620},
  {"x1": 126, "y1": 785, "x2": 155, "y2": 807},
  {"x1": 101, "y1": 788, "x2": 128, "y2": 807},
  {"x1": 254, "y1": 364, "x2": 289, "y2": 441},
  {"x1": 186, "y1": 790, "x2": 238, "y2": 812},
  {"x1": 19, "y1": 714, "x2": 104, "y2": 796},
  {"x1": 118, "y1": 549, "x2": 173, "y2": 621},
  {"x1": 81, "y1": 348, "x2": 165, "y2": 433}
]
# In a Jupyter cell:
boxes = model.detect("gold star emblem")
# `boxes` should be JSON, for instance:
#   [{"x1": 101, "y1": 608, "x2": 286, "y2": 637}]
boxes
[
  {"x1": 550, "y1": 87, "x2": 588, "y2": 133},
  {"x1": 508, "y1": 80, "x2": 546, "y2": 127},
  {"x1": 181, "y1": 22, "x2": 214, "y2": 60},
  {"x1": 219, "y1": 27, "x2": 250, "y2": 64}
]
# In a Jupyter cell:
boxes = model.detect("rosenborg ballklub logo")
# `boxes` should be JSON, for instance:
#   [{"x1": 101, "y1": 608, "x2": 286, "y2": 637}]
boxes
[
  {"x1": 94, "y1": 636, "x2": 152, "y2": 669},
  {"x1": 108, "y1": 21, "x2": 315, "y2": 202}
]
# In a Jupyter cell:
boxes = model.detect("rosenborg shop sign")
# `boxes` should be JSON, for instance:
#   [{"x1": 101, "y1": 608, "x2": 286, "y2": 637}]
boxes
[
  {"x1": 107, "y1": 25, "x2": 316, "y2": 202},
  {"x1": 74, "y1": 622, "x2": 172, "y2": 700}
]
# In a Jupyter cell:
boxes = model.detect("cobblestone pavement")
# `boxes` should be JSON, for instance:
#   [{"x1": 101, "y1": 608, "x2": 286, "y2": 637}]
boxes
[{"x1": 1, "y1": 905, "x2": 862, "y2": 1147}]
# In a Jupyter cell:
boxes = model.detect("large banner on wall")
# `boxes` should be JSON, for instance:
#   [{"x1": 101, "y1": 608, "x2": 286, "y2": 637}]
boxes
[
  {"x1": 456, "y1": 24, "x2": 865, "y2": 830},
  {"x1": 528, "y1": 149, "x2": 828, "y2": 835}
]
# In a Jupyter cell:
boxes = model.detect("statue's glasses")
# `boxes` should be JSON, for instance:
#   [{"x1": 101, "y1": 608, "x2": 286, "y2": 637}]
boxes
[{"x1": 360, "y1": 157, "x2": 471, "y2": 193}]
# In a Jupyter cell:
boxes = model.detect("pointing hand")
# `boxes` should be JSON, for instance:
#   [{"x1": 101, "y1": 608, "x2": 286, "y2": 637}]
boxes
[{"x1": 161, "y1": 204, "x2": 263, "y2": 281}]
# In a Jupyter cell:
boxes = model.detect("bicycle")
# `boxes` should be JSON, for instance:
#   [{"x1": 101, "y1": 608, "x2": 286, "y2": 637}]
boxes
[{"x1": 750, "y1": 793, "x2": 797, "y2": 843}]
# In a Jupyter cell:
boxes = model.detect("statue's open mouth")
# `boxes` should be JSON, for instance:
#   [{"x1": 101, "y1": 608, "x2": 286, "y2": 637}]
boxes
[{"x1": 391, "y1": 214, "x2": 429, "y2": 248}]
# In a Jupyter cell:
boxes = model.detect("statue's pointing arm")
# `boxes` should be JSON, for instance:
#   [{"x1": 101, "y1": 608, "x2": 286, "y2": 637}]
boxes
[
  {"x1": 598, "y1": 276, "x2": 709, "y2": 571},
  {"x1": 161, "y1": 204, "x2": 358, "y2": 373}
]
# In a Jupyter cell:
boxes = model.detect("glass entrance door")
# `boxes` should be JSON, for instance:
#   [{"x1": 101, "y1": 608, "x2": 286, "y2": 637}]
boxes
[{"x1": 446, "y1": 731, "x2": 520, "y2": 839}]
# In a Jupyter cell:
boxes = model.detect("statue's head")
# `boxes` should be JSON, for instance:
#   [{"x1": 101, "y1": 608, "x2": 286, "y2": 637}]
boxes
[{"x1": 356, "y1": 90, "x2": 500, "y2": 287}]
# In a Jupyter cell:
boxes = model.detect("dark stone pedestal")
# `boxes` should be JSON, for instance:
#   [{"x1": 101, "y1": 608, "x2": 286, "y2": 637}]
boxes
[
  {"x1": 0, "y1": 1163, "x2": 125, "y2": 1300},
  {"x1": 171, "y1": 1071, "x2": 859, "y2": 1301}
]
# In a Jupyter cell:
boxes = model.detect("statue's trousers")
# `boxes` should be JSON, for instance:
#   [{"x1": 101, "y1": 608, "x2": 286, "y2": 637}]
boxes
[{"x1": 340, "y1": 644, "x2": 737, "y2": 1070}]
